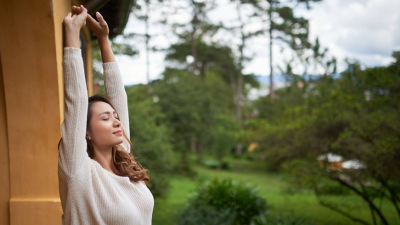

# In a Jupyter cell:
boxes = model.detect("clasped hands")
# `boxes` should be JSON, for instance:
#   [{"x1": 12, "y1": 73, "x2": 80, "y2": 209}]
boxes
[{"x1": 63, "y1": 5, "x2": 109, "y2": 47}]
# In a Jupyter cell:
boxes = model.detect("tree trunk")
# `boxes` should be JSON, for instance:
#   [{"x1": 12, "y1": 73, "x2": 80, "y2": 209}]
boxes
[
  {"x1": 269, "y1": 0, "x2": 275, "y2": 99},
  {"x1": 191, "y1": 28, "x2": 198, "y2": 74},
  {"x1": 190, "y1": 136, "x2": 197, "y2": 152},
  {"x1": 145, "y1": 0, "x2": 150, "y2": 84},
  {"x1": 190, "y1": 0, "x2": 198, "y2": 76},
  {"x1": 197, "y1": 143, "x2": 203, "y2": 163},
  {"x1": 235, "y1": 0, "x2": 244, "y2": 154},
  {"x1": 235, "y1": 142, "x2": 243, "y2": 155}
]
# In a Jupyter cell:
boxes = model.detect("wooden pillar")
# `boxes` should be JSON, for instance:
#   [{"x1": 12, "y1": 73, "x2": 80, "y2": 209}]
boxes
[
  {"x1": 0, "y1": 53, "x2": 11, "y2": 225},
  {"x1": 0, "y1": 0, "x2": 92, "y2": 224}
]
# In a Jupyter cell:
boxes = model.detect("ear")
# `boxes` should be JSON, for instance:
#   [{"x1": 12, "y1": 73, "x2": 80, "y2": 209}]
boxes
[{"x1": 86, "y1": 132, "x2": 91, "y2": 140}]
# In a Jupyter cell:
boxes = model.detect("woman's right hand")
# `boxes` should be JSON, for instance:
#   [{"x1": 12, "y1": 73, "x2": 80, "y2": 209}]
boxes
[
  {"x1": 64, "y1": 5, "x2": 87, "y2": 30},
  {"x1": 64, "y1": 5, "x2": 88, "y2": 48}
]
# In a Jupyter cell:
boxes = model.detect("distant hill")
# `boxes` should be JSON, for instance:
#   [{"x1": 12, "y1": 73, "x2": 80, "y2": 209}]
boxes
[
  {"x1": 248, "y1": 73, "x2": 341, "y2": 100},
  {"x1": 255, "y1": 73, "x2": 341, "y2": 85}
]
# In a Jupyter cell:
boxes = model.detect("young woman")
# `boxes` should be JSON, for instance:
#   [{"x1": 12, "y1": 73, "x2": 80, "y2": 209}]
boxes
[{"x1": 59, "y1": 5, "x2": 154, "y2": 224}]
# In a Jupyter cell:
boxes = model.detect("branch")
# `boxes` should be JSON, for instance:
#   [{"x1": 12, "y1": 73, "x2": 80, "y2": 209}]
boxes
[
  {"x1": 360, "y1": 183, "x2": 377, "y2": 225},
  {"x1": 332, "y1": 175, "x2": 390, "y2": 225},
  {"x1": 379, "y1": 178, "x2": 400, "y2": 220},
  {"x1": 314, "y1": 188, "x2": 370, "y2": 225}
]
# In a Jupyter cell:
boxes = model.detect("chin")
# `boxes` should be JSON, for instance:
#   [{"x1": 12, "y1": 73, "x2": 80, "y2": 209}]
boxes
[
  {"x1": 109, "y1": 138, "x2": 124, "y2": 146},
  {"x1": 114, "y1": 138, "x2": 124, "y2": 145}
]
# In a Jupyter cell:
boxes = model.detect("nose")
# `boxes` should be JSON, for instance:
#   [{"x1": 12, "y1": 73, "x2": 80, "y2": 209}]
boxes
[{"x1": 114, "y1": 118, "x2": 121, "y2": 127}]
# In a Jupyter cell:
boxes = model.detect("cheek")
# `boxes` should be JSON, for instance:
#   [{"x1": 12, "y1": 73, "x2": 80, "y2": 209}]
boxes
[
  {"x1": 90, "y1": 121, "x2": 111, "y2": 139},
  {"x1": 89, "y1": 120, "x2": 123, "y2": 146}
]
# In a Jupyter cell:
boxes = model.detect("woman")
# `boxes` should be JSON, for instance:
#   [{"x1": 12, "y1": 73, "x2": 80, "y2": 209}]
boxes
[{"x1": 59, "y1": 5, "x2": 154, "y2": 224}]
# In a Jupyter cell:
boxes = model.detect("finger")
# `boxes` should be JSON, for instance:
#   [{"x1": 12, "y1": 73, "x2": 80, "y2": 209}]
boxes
[
  {"x1": 72, "y1": 9, "x2": 80, "y2": 14},
  {"x1": 72, "y1": 6, "x2": 80, "y2": 12},
  {"x1": 67, "y1": 12, "x2": 72, "y2": 18},
  {"x1": 71, "y1": 14, "x2": 77, "y2": 19},
  {"x1": 96, "y1": 12, "x2": 107, "y2": 26},
  {"x1": 87, "y1": 14, "x2": 98, "y2": 24},
  {"x1": 80, "y1": 5, "x2": 87, "y2": 14},
  {"x1": 86, "y1": 14, "x2": 100, "y2": 29}
]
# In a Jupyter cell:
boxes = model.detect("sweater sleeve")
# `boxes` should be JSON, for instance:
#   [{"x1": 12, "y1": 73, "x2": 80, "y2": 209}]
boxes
[
  {"x1": 103, "y1": 63, "x2": 131, "y2": 153},
  {"x1": 59, "y1": 47, "x2": 89, "y2": 179}
]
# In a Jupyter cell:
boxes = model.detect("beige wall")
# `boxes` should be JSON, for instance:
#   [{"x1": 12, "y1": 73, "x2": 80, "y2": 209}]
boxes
[{"x1": 0, "y1": 0, "x2": 92, "y2": 224}]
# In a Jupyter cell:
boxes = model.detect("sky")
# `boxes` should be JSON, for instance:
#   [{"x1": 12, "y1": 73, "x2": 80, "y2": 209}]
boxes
[{"x1": 113, "y1": 0, "x2": 400, "y2": 86}]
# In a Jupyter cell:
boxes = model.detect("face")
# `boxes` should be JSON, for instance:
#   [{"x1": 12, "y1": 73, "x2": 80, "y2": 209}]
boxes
[{"x1": 87, "y1": 101, "x2": 124, "y2": 148}]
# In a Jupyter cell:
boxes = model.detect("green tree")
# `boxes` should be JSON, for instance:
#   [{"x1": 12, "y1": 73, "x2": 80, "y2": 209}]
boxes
[
  {"x1": 208, "y1": 115, "x2": 240, "y2": 167},
  {"x1": 252, "y1": 52, "x2": 400, "y2": 224},
  {"x1": 125, "y1": 84, "x2": 174, "y2": 197},
  {"x1": 266, "y1": 0, "x2": 322, "y2": 98},
  {"x1": 152, "y1": 68, "x2": 235, "y2": 166}
]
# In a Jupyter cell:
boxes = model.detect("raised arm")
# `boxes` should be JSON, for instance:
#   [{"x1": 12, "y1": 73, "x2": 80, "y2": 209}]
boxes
[
  {"x1": 86, "y1": 12, "x2": 131, "y2": 152},
  {"x1": 59, "y1": 6, "x2": 90, "y2": 179}
]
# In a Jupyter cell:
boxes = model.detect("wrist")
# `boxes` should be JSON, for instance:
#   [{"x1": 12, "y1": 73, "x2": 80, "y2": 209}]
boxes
[
  {"x1": 64, "y1": 29, "x2": 81, "y2": 48},
  {"x1": 64, "y1": 23, "x2": 81, "y2": 34},
  {"x1": 64, "y1": 25, "x2": 80, "y2": 38},
  {"x1": 97, "y1": 36, "x2": 110, "y2": 45}
]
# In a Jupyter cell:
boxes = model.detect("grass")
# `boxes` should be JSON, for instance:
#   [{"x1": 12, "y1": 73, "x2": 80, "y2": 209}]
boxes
[{"x1": 152, "y1": 155, "x2": 399, "y2": 225}]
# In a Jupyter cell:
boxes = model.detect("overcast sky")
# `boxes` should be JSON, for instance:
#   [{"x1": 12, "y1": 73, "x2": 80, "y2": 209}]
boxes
[{"x1": 114, "y1": 0, "x2": 400, "y2": 86}]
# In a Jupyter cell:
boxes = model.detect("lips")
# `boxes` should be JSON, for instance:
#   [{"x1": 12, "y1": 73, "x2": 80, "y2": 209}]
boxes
[{"x1": 113, "y1": 130, "x2": 122, "y2": 135}]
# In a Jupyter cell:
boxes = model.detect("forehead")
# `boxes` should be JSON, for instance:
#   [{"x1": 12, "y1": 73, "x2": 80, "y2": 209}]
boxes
[{"x1": 90, "y1": 101, "x2": 115, "y2": 114}]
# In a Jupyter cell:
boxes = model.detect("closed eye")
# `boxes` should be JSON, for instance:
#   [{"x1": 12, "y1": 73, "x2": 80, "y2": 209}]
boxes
[{"x1": 113, "y1": 112, "x2": 120, "y2": 120}]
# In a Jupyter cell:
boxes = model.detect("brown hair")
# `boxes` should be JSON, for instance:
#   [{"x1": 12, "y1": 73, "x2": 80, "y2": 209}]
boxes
[{"x1": 86, "y1": 95, "x2": 149, "y2": 184}]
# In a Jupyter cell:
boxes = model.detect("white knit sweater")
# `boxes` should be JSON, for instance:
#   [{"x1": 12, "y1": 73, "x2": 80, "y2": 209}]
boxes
[{"x1": 59, "y1": 47, "x2": 154, "y2": 225}]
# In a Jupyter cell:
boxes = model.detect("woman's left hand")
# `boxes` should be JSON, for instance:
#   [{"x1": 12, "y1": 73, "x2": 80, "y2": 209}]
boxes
[{"x1": 86, "y1": 12, "x2": 110, "y2": 41}]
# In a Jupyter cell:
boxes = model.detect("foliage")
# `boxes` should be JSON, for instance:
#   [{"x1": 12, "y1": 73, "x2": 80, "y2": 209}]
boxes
[
  {"x1": 208, "y1": 114, "x2": 240, "y2": 166},
  {"x1": 153, "y1": 159, "x2": 399, "y2": 225},
  {"x1": 152, "y1": 68, "x2": 236, "y2": 165},
  {"x1": 126, "y1": 84, "x2": 174, "y2": 197},
  {"x1": 90, "y1": 2, "x2": 399, "y2": 223},
  {"x1": 176, "y1": 204, "x2": 234, "y2": 225},
  {"x1": 177, "y1": 178, "x2": 268, "y2": 225},
  {"x1": 251, "y1": 52, "x2": 400, "y2": 224}
]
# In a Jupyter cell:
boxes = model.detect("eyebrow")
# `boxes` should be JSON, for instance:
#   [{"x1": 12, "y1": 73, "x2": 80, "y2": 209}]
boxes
[{"x1": 99, "y1": 111, "x2": 117, "y2": 116}]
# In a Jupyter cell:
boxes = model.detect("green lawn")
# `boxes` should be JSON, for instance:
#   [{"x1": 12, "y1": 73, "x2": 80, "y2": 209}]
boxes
[{"x1": 152, "y1": 157, "x2": 399, "y2": 225}]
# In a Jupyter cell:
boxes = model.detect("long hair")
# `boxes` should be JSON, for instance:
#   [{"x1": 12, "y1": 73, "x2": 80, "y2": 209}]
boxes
[{"x1": 86, "y1": 95, "x2": 149, "y2": 184}]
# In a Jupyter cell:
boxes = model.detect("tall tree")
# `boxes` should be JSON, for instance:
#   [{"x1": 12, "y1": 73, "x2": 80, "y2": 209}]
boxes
[
  {"x1": 265, "y1": 0, "x2": 319, "y2": 98},
  {"x1": 153, "y1": 68, "x2": 235, "y2": 166},
  {"x1": 222, "y1": 0, "x2": 265, "y2": 154},
  {"x1": 164, "y1": 0, "x2": 262, "y2": 159},
  {"x1": 129, "y1": 0, "x2": 160, "y2": 84},
  {"x1": 168, "y1": 0, "x2": 218, "y2": 79}
]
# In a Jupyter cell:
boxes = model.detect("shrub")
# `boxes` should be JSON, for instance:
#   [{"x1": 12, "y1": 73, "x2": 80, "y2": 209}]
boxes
[
  {"x1": 177, "y1": 178, "x2": 268, "y2": 225},
  {"x1": 176, "y1": 204, "x2": 234, "y2": 225},
  {"x1": 254, "y1": 214, "x2": 315, "y2": 225},
  {"x1": 316, "y1": 180, "x2": 351, "y2": 195}
]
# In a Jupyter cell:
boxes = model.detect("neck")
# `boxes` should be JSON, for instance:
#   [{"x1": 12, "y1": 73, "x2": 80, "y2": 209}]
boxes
[{"x1": 92, "y1": 145, "x2": 119, "y2": 175}]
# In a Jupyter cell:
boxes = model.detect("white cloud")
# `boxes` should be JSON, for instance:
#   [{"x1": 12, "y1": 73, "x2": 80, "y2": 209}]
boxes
[{"x1": 301, "y1": 0, "x2": 400, "y2": 69}]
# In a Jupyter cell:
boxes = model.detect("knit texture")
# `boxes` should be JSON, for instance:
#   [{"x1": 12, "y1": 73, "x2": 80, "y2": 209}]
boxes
[{"x1": 59, "y1": 47, "x2": 154, "y2": 225}]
